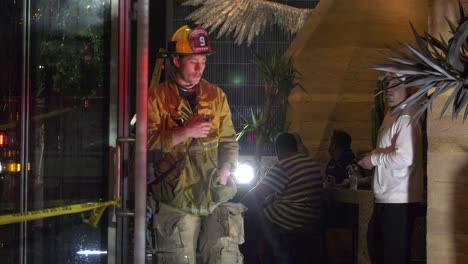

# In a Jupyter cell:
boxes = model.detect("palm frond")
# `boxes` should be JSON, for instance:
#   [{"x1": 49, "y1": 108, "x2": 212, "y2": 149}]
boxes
[
  {"x1": 441, "y1": 83, "x2": 462, "y2": 118},
  {"x1": 234, "y1": 107, "x2": 262, "y2": 141},
  {"x1": 388, "y1": 56, "x2": 418, "y2": 65},
  {"x1": 403, "y1": 44, "x2": 455, "y2": 78},
  {"x1": 373, "y1": 2, "x2": 468, "y2": 121},
  {"x1": 410, "y1": 22, "x2": 432, "y2": 56},
  {"x1": 464, "y1": 101, "x2": 468, "y2": 120},
  {"x1": 183, "y1": 0, "x2": 312, "y2": 46},
  {"x1": 385, "y1": 43, "x2": 425, "y2": 65},
  {"x1": 445, "y1": 16, "x2": 458, "y2": 35},
  {"x1": 459, "y1": 0, "x2": 466, "y2": 24},
  {"x1": 447, "y1": 19, "x2": 468, "y2": 73},
  {"x1": 453, "y1": 89, "x2": 467, "y2": 119},
  {"x1": 372, "y1": 63, "x2": 431, "y2": 76}
]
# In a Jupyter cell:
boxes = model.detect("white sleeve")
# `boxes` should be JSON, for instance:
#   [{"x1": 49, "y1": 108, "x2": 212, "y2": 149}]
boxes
[{"x1": 371, "y1": 115, "x2": 418, "y2": 171}]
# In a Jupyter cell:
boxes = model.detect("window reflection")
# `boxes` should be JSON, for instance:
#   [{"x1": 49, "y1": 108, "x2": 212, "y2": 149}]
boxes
[{"x1": 0, "y1": 1, "x2": 110, "y2": 263}]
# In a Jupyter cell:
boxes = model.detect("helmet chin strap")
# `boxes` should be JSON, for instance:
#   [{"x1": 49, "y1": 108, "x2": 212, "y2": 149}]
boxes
[
  {"x1": 180, "y1": 84, "x2": 196, "y2": 90},
  {"x1": 174, "y1": 71, "x2": 199, "y2": 90},
  {"x1": 178, "y1": 77, "x2": 196, "y2": 90}
]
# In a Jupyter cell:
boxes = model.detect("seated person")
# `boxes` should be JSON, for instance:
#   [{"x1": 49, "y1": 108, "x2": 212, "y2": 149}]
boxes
[
  {"x1": 325, "y1": 129, "x2": 363, "y2": 185},
  {"x1": 241, "y1": 132, "x2": 323, "y2": 264}
]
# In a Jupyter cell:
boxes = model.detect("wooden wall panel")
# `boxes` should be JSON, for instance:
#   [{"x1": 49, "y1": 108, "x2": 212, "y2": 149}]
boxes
[
  {"x1": 285, "y1": 1, "x2": 468, "y2": 262},
  {"x1": 285, "y1": 0, "x2": 427, "y2": 166},
  {"x1": 427, "y1": 1, "x2": 468, "y2": 261}
]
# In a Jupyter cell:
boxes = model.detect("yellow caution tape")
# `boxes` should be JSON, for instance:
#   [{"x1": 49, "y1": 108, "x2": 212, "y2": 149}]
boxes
[{"x1": 0, "y1": 200, "x2": 120, "y2": 227}]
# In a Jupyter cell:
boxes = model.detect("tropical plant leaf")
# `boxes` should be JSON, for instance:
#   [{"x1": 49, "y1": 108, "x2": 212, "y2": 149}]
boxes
[
  {"x1": 404, "y1": 76, "x2": 448, "y2": 88},
  {"x1": 388, "y1": 56, "x2": 418, "y2": 65},
  {"x1": 235, "y1": 126, "x2": 249, "y2": 141},
  {"x1": 385, "y1": 43, "x2": 426, "y2": 65},
  {"x1": 374, "y1": 3, "x2": 468, "y2": 122},
  {"x1": 453, "y1": 88, "x2": 467, "y2": 118},
  {"x1": 400, "y1": 81, "x2": 435, "y2": 107},
  {"x1": 430, "y1": 81, "x2": 456, "y2": 100},
  {"x1": 440, "y1": 83, "x2": 462, "y2": 118},
  {"x1": 422, "y1": 69, "x2": 445, "y2": 76},
  {"x1": 427, "y1": 45, "x2": 444, "y2": 61},
  {"x1": 459, "y1": 0, "x2": 466, "y2": 25},
  {"x1": 445, "y1": 16, "x2": 458, "y2": 35},
  {"x1": 373, "y1": 63, "x2": 431, "y2": 76},
  {"x1": 234, "y1": 107, "x2": 269, "y2": 142},
  {"x1": 447, "y1": 20, "x2": 468, "y2": 73},
  {"x1": 464, "y1": 103, "x2": 468, "y2": 121},
  {"x1": 404, "y1": 44, "x2": 455, "y2": 79},
  {"x1": 424, "y1": 32, "x2": 448, "y2": 51},
  {"x1": 409, "y1": 22, "x2": 432, "y2": 56}
]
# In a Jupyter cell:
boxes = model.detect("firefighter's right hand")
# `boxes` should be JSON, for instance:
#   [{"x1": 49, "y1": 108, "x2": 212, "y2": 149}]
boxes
[{"x1": 185, "y1": 120, "x2": 211, "y2": 138}]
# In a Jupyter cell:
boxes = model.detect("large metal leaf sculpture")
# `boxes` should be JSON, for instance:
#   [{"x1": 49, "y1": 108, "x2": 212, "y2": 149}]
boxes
[
  {"x1": 373, "y1": 2, "x2": 468, "y2": 121},
  {"x1": 182, "y1": 0, "x2": 312, "y2": 46}
]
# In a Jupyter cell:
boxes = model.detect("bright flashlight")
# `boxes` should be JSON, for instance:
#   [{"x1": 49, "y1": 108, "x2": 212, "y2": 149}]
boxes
[{"x1": 234, "y1": 163, "x2": 255, "y2": 184}]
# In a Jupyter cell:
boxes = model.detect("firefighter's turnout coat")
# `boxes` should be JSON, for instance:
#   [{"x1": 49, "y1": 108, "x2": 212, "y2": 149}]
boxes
[{"x1": 148, "y1": 78, "x2": 239, "y2": 215}]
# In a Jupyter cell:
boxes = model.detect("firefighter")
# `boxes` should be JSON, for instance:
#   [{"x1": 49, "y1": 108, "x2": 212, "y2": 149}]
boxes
[{"x1": 148, "y1": 25, "x2": 245, "y2": 263}]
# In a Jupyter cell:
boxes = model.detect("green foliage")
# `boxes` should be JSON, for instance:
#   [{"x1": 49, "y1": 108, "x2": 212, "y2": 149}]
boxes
[
  {"x1": 34, "y1": 0, "x2": 106, "y2": 99},
  {"x1": 234, "y1": 107, "x2": 282, "y2": 144},
  {"x1": 235, "y1": 108, "x2": 261, "y2": 142},
  {"x1": 235, "y1": 50, "x2": 303, "y2": 162},
  {"x1": 253, "y1": 51, "x2": 303, "y2": 124},
  {"x1": 373, "y1": 2, "x2": 468, "y2": 121}
]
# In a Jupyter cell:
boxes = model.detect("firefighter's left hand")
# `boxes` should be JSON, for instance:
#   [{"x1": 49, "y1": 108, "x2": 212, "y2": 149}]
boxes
[{"x1": 219, "y1": 162, "x2": 231, "y2": 185}]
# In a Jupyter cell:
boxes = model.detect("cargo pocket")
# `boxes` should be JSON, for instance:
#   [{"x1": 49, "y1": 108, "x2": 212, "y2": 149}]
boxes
[
  {"x1": 155, "y1": 225, "x2": 183, "y2": 252},
  {"x1": 199, "y1": 203, "x2": 247, "y2": 263},
  {"x1": 210, "y1": 248, "x2": 243, "y2": 264},
  {"x1": 154, "y1": 224, "x2": 192, "y2": 264},
  {"x1": 220, "y1": 202, "x2": 246, "y2": 244},
  {"x1": 153, "y1": 204, "x2": 185, "y2": 252}
]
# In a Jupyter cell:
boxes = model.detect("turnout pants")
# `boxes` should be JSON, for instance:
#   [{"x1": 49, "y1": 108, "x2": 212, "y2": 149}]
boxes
[{"x1": 153, "y1": 202, "x2": 246, "y2": 264}]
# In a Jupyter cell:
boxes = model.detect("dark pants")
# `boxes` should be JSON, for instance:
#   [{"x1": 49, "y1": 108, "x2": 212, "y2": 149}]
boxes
[
  {"x1": 241, "y1": 195, "x2": 322, "y2": 264},
  {"x1": 276, "y1": 224, "x2": 323, "y2": 264},
  {"x1": 367, "y1": 203, "x2": 418, "y2": 264},
  {"x1": 241, "y1": 195, "x2": 284, "y2": 264}
]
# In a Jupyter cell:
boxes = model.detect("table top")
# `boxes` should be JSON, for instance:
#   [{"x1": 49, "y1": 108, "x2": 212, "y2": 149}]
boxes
[{"x1": 326, "y1": 187, "x2": 373, "y2": 204}]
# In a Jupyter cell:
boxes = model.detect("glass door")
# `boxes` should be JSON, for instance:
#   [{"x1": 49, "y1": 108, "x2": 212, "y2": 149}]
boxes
[
  {"x1": 0, "y1": 2, "x2": 24, "y2": 263},
  {"x1": 0, "y1": 1, "x2": 114, "y2": 263}
]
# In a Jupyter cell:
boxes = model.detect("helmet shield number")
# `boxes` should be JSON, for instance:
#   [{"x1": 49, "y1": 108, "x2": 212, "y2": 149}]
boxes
[{"x1": 189, "y1": 26, "x2": 211, "y2": 54}]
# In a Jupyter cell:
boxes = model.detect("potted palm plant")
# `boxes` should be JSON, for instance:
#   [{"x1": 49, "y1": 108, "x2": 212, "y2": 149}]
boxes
[{"x1": 237, "y1": 51, "x2": 302, "y2": 166}]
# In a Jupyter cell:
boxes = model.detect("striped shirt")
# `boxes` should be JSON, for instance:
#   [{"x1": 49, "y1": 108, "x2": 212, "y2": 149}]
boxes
[{"x1": 259, "y1": 153, "x2": 323, "y2": 230}]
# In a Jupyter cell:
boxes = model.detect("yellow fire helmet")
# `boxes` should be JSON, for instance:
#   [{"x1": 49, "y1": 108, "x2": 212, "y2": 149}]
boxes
[{"x1": 167, "y1": 25, "x2": 214, "y2": 56}]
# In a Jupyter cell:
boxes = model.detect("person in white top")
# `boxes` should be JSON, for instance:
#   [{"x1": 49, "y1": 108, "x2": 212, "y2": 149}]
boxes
[{"x1": 358, "y1": 73, "x2": 424, "y2": 264}]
